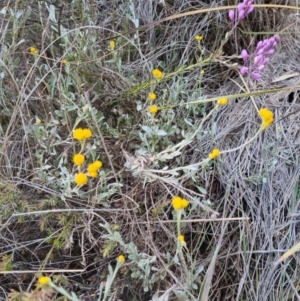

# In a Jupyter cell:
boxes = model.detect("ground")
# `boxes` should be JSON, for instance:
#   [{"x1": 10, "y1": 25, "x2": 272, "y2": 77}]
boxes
[{"x1": 1, "y1": 1, "x2": 300, "y2": 301}]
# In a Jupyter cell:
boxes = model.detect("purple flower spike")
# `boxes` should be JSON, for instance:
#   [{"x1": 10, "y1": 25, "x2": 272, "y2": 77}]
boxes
[
  {"x1": 241, "y1": 49, "x2": 249, "y2": 61},
  {"x1": 240, "y1": 67, "x2": 249, "y2": 75},
  {"x1": 251, "y1": 72, "x2": 261, "y2": 80},
  {"x1": 229, "y1": 10, "x2": 235, "y2": 21}
]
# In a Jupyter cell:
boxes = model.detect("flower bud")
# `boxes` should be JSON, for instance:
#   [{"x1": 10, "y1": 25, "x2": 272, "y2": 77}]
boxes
[
  {"x1": 241, "y1": 49, "x2": 249, "y2": 61},
  {"x1": 229, "y1": 10, "x2": 235, "y2": 21},
  {"x1": 257, "y1": 41, "x2": 263, "y2": 49},
  {"x1": 246, "y1": 5, "x2": 254, "y2": 14},
  {"x1": 256, "y1": 64, "x2": 265, "y2": 71},
  {"x1": 238, "y1": 3, "x2": 245, "y2": 12},
  {"x1": 265, "y1": 49, "x2": 275, "y2": 55},
  {"x1": 240, "y1": 66, "x2": 249, "y2": 75},
  {"x1": 254, "y1": 55, "x2": 262, "y2": 64},
  {"x1": 238, "y1": 10, "x2": 245, "y2": 20},
  {"x1": 251, "y1": 72, "x2": 261, "y2": 80},
  {"x1": 262, "y1": 58, "x2": 270, "y2": 65}
]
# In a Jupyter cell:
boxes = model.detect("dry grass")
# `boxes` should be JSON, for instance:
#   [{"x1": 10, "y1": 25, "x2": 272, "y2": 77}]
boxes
[{"x1": 1, "y1": 0, "x2": 300, "y2": 300}]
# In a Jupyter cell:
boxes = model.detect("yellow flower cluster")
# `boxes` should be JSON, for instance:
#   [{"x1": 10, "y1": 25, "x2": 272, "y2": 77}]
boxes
[
  {"x1": 259, "y1": 108, "x2": 274, "y2": 128},
  {"x1": 172, "y1": 196, "x2": 189, "y2": 210},
  {"x1": 209, "y1": 148, "x2": 220, "y2": 159},
  {"x1": 37, "y1": 276, "x2": 51, "y2": 286},
  {"x1": 73, "y1": 128, "x2": 92, "y2": 141},
  {"x1": 72, "y1": 128, "x2": 103, "y2": 186},
  {"x1": 88, "y1": 160, "x2": 103, "y2": 178},
  {"x1": 195, "y1": 35, "x2": 203, "y2": 41},
  {"x1": 117, "y1": 255, "x2": 125, "y2": 263},
  {"x1": 152, "y1": 69, "x2": 163, "y2": 79}
]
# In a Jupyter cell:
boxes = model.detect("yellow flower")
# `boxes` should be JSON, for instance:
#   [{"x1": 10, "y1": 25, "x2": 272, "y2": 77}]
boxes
[
  {"x1": 181, "y1": 198, "x2": 189, "y2": 209},
  {"x1": 75, "y1": 173, "x2": 88, "y2": 186},
  {"x1": 36, "y1": 119, "x2": 41, "y2": 125},
  {"x1": 110, "y1": 40, "x2": 116, "y2": 50},
  {"x1": 62, "y1": 59, "x2": 67, "y2": 65},
  {"x1": 259, "y1": 108, "x2": 274, "y2": 128},
  {"x1": 218, "y1": 97, "x2": 228, "y2": 105},
  {"x1": 73, "y1": 128, "x2": 85, "y2": 141},
  {"x1": 201, "y1": 70, "x2": 205, "y2": 75},
  {"x1": 152, "y1": 69, "x2": 163, "y2": 79},
  {"x1": 178, "y1": 235, "x2": 185, "y2": 243},
  {"x1": 172, "y1": 196, "x2": 182, "y2": 210},
  {"x1": 83, "y1": 128, "x2": 92, "y2": 139},
  {"x1": 89, "y1": 171, "x2": 98, "y2": 178},
  {"x1": 149, "y1": 105, "x2": 159, "y2": 114},
  {"x1": 93, "y1": 160, "x2": 103, "y2": 169},
  {"x1": 73, "y1": 128, "x2": 92, "y2": 141},
  {"x1": 117, "y1": 255, "x2": 125, "y2": 263},
  {"x1": 73, "y1": 153, "x2": 85, "y2": 165},
  {"x1": 195, "y1": 35, "x2": 203, "y2": 41},
  {"x1": 209, "y1": 148, "x2": 221, "y2": 159},
  {"x1": 148, "y1": 92, "x2": 157, "y2": 101},
  {"x1": 37, "y1": 276, "x2": 51, "y2": 286},
  {"x1": 30, "y1": 47, "x2": 38, "y2": 55}
]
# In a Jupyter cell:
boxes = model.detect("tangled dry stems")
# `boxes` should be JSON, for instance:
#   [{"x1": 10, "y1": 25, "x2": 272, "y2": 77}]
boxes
[{"x1": 1, "y1": 0, "x2": 300, "y2": 300}]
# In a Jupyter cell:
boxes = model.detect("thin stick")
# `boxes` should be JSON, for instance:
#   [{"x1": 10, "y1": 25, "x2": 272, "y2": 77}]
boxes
[{"x1": 0, "y1": 269, "x2": 84, "y2": 274}]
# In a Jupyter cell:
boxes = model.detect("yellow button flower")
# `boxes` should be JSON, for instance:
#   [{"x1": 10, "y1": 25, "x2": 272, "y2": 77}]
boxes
[
  {"x1": 172, "y1": 196, "x2": 182, "y2": 210},
  {"x1": 218, "y1": 97, "x2": 228, "y2": 105},
  {"x1": 110, "y1": 40, "x2": 116, "y2": 50},
  {"x1": 259, "y1": 108, "x2": 274, "y2": 128},
  {"x1": 73, "y1": 128, "x2": 85, "y2": 140},
  {"x1": 93, "y1": 160, "x2": 103, "y2": 169},
  {"x1": 178, "y1": 235, "x2": 185, "y2": 243},
  {"x1": 75, "y1": 173, "x2": 88, "y2": 186},
  {"x1": 148, "y1": 92, "x2": 157, "y2": 101},
  {"x1": 181, "y1": 198, "x2": 189, "y2": 209},
  {"x1": 73, "y1": 153, "x2": 85, "y2": 166},
  {"x1": 83, "y1": 128, "x2": 92, "y2": 139},
  {"x1": 152, "y1": 69, "x2": 163, "y2": 79},
  {"x1": 89, "y1": 171, "x2": 98, "y2": 178},
  {"x1": 30, "y1": 47, "x2": 38, "y2": 55},
  {"x1": 36, "y1": 119, "x2": 41, "y2": 125},
  {"x1": 37, "y1": 276, "x2": 51, "y2": 286},
  {"x1": 117, "y1": 255, "x2": 125, "y2": 263},
  {"x1": 209, "y1": 148, "x2": 221, "y2": 159},
  {"x1": 62, "y1": 59, "x2": 67, "y2": 65},
  {"x1": 195, "y1": 35, "x2": 203, "y2": 41},
  {"x1": 149, "y1": 105, "x2": 159, "y2": 114}
]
